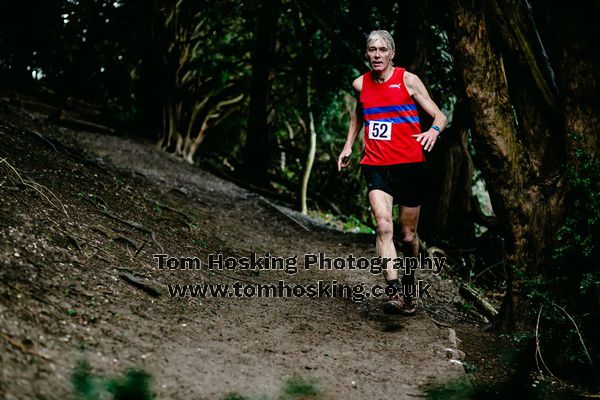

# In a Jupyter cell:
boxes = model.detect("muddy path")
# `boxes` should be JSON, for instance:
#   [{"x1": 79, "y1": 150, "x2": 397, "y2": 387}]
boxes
[{"x1": 0, "y1": 100, "x2": 500, "y2": 399}]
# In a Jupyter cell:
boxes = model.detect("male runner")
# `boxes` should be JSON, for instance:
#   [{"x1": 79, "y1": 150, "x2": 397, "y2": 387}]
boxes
[{"x1": 337, "y1": 30, "x2": 447, "y2": 315}]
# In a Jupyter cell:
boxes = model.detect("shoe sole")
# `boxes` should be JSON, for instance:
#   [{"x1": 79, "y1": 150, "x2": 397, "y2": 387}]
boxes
[{"x1": 383, "y1": 302, "x2": 417, "y2": 316}]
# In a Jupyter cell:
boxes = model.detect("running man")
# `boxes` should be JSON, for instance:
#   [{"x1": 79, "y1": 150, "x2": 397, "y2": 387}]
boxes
[{"x1": 338, "y1": 30, "x2": 447, "y2": 315}]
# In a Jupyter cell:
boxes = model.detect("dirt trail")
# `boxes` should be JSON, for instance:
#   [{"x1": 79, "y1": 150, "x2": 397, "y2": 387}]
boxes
[{"x1": 0, "y1": 100, "x2": 474, "y2": 399}]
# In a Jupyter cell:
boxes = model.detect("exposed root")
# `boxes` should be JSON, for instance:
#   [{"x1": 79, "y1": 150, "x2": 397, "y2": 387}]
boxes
[
  {"x1": 210, "y1": 269, "x2": 261, "y2": 285},
  {"x1": 50, "y1": 222, "x2": 134, "y2": 266},
  {"x1": 27, "y1": 129, "x2": 58, "y2": 153},
  {"x1": 258, "y1": 196, "x2": 310, "y2": 232},
  {"x1": 89, "y1": 224, "x2": 111, "y2": 238},
  {"x1": 473, "y1": 260, "x2": 504, "y2": 281},
  {"x1": 425, "y1": 311, "x2": 454, "y2": 328},
  {"x1": 118, "y1": 271, "x2": 162, "y2": 297},
  {"x1": 84, "y1": 198, "x2": 165, "y2": 253},
  {"x1": 0, "y1": 157, "x2": 69, "y2": 217},
  {"x1": 146, "y1": 196, "x2": 193, "y2": 222},
  {"x1": 65, "y1": 233, "x2": 82, "y2": 251},
  {"x1": 426, "y1": 246, "x2": 447, "y2": 259},
  {"x1": 113, "y1": 235, "x2": 138, "y2": 249},
  {"x1": 0, "y1": 332, "x2": 52, "y2": 361},
  {"x1": 134, "y1": 240, "x2": 148, "y2": 258}
]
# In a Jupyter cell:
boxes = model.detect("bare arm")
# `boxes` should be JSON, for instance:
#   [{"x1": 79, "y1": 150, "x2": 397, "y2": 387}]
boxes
[
  {"x1": 404, "y1": 72, "x2": 448, "y2": 152},
  {"x1": 338, "y1": 76, "x2": 364, "y2": 172}
]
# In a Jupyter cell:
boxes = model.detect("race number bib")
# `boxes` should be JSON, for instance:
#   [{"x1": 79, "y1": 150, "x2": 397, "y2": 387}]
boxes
[{"x1": 368, "y1": 121, "x2": 392, "y2": 141}]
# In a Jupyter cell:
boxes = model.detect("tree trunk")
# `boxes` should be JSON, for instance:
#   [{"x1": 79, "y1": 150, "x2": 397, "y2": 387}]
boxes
[
  {"x1": 448, "y1": 0, "x2": 566, "y2": 331},
  {"x1": 397, "y1": 3, "x2": 479, "y2": 244},
  {"x1": 300, "y1": 67, "x2": 317, "y2": 215},
  {"x1": 420, "y1": 100, "x2": 479, "y2": 242},
  {"x1": 532, "y1": 1, "x2": 600, "y2": 162},
  {"x1": 242, "y1": 0, "x2": 280, "y2": 185},
  {"x1": 487, "y1": 0, "x2": 563, "y2": 179},
  {"x1": 182, "y1": 93, "x2": 244, "y2": 164}
]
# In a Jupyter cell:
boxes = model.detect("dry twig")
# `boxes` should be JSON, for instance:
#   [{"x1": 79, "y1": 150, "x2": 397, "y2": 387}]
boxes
[
  {"x1": 550, "y1": 301, "x2": 593, "y2": 366},
  {"x1": 535, "y1": 305, "x2": 560, "y2": 381}
]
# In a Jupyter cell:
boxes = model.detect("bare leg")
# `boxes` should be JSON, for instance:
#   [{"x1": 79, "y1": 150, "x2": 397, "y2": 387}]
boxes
[
  {"x1": 399, "y1": 205, "x2": 420, "y2": 290},
  {"x1": 399, "y1": 205, "x2": 420, "y2": 256},
  {"x1": 368, "y1": 190, "x2": 397, "y2": 281}
]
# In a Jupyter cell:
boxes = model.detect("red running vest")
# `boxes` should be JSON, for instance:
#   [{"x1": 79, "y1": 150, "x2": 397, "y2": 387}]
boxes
[{"x1": 359, "y1": 67, "x2": 425, "y2": 165}]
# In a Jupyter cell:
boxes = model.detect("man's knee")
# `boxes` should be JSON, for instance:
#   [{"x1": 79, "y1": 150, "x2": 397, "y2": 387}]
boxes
[
  {"x1": 401, "y1": 228, "x2": 417, "y2": 244},
  {"x1": 375, "y1": 217, "x2": 394, "y2": 239}
]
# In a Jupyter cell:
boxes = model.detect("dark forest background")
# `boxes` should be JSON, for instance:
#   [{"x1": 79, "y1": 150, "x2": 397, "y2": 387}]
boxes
[{"x1": 1, "y1": 0, "x2": 599, "y2": 392}]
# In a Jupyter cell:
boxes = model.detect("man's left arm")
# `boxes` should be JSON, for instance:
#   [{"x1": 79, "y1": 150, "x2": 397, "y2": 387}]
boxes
[{"x1": 406, "y1": 73, "x2": 448, "y2": 152}]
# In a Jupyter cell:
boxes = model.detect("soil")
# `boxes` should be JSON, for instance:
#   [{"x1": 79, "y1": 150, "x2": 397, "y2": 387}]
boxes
[{"x1": 0, "y1": 97, "x2": 511, "y2": 400}]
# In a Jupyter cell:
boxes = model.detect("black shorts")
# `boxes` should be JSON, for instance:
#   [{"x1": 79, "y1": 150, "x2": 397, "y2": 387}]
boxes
[{"x1": 361, "y1": 162, "x2": 426, "y2": 207}]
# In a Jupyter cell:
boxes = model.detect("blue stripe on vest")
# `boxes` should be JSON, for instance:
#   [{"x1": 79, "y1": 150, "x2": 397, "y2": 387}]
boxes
[
  {"x1": 365, "y1": 116, "x2": 420, "y2": 124},
  {"x1": 363, "y1": 104, "x2": 417, "y2": 115}
]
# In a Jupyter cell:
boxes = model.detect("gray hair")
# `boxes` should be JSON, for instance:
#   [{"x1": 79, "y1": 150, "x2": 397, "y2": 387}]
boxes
[{"x1": 366, "y1": 30, "x2": 395, "y2": 52}]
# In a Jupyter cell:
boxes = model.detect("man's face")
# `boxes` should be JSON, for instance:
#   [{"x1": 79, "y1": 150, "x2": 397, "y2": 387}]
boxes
[{"x1": 366, "y1": 38, "x2": 395, "y2": 72}]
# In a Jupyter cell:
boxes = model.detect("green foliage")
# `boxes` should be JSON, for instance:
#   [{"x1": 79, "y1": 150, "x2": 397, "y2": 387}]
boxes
[
  {"x1": 500, "y1": 332, "x2": 533, "y2": 345},
  {"x1": 580, "y1": 270, "x2": 600, "y2": 294},
  {"x1": 72, "y1": 360, "x2": 97, "y2": 400},
  {"x1": 517, "y1": 148, "x2": 600, "y2": 386},
  {"x1": 192, "y1": 238, "x2": 208, "y2": 248},
  {"x1": 220, "y1": 376, "x2": 319, "y2": 400},
  {"x1": 550, "y1": 149, "x2": 600, "y2": 312},
  {"x1": 342, "y1": 215, "x2": 375, "y2": 234},
  {"x1": 462, "y1": 361, "x2": 477, "y2": 374},
  {"x1": 223, "y1": 395, "x2": 251, "y2": 400},
  {"x1": 426, "y1": 378, "x2": 477, "y2": 400},
  {"x1": 106, "y1": 369, "x2": 154, "y2": 400},
  {"x1": 519, "y1": 282, "x2": 596, "y2": 374},
  {"x1": 553, "y1": 150, "x2": 600, "y2": 274},
  {"x1": 425, "y1": 376, "x2": 575, "y2": 400},
  {"x1": 72, "y1": 359, "x2": 154, "y2": 400},
  {"x1": 0, "y1": 0, "x2": 461, "y2": 223},
  {"x1": 427, "y1": 25, "x2": 459, "y2": 119},
  {"x1": 282, "y1": 376, "x2": 320, "y2": 398}
]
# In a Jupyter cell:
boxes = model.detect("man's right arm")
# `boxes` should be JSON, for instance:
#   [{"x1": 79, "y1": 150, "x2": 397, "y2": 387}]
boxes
[{"x1": 338, "y1": 76, "x2": 364, "y2": 172}]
